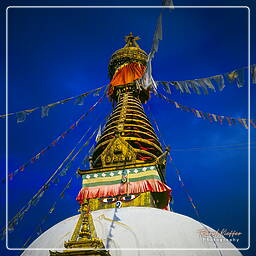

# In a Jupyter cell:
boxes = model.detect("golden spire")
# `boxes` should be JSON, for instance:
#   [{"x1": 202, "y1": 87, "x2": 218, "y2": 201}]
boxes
[
  {"x1": 124, "y1": 32, "x2": 140, "y2": 48},
  {"x1": 108, "y1": 33, "x2": 148, "y2": 79}
]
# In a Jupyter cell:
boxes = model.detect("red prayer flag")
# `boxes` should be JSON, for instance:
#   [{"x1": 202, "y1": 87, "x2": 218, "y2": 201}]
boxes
[
  {"x1": 217, "y1": 115, "x2": 223, "y2": 124},
  {"x1": 207, "y1": 113, "x2": 213, "y2": 123},
  {"x1": 70, "y1": 124, "x2": 75, "y2": 130},
  {"x1": 51, "y1": 140, "x2": 57, "y2": 146},
  {"x1": 19, "y1": 166, "x2": 25, "y2": 172},
  {"x1": 226, "y1": 117, "x2": 232, "y2": 126},
  {"x1": 41, "y1": 148, "x2": 47, "y2": 155},
  {"x1": 61, "y1": 131, "x2": 67, "y2": 139},
  {"x1": 8, "y1": 173, "x2": 13, "y2": 181}
]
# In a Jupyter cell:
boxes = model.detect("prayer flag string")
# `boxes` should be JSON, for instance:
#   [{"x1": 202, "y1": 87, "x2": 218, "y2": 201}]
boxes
[
  {"x1": 3, "y1": 94, "x2": 105, "y2": 183},
  {"x1": 168, "y1": 154, "x2": 223, "y2": 256},
  {"x1": 22, "y1": 177, "x2": 73, "y2": 248},
  {"x1": 169, "y1": 156, "x2": 200, "y2": 218},
  {"x1": 1, "y1": 127, "x2": 98, "y2": 239},
  {"x1": 157, "y1": 64, "x2": 256, "y2": 95},
  {"x1": 157, "y1": 92, "x2": 255, "y2": 129},
  {"x1": 0, "y1": 85, "x2": 105, "y2": 122}
]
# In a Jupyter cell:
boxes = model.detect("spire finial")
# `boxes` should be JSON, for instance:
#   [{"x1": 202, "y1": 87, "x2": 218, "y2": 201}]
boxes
[{"x1": 124, "y1": 32, "x2": 140, "y2": 47}]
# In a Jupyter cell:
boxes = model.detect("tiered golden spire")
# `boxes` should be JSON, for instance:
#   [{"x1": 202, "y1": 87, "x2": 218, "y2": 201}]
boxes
[{"x1": 55, "y1": 34, "x2": 171, "y2": 255}]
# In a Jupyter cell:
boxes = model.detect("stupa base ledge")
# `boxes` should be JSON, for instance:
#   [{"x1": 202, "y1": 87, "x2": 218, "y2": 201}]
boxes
[
  {"x1": 49, "y1": 250, "x2": 110, "y2": 256},
  {"x1": 49, "y1": 239, "x2": 110, "y2": 256}
]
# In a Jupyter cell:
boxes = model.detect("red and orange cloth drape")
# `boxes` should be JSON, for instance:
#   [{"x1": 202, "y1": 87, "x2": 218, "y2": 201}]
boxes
[{"x1": 108, "y1": 62, "x2": 146, "y2": 95}]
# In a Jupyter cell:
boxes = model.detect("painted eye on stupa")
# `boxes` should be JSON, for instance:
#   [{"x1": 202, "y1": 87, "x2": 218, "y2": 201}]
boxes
[
  {"x1": 100, "y1": 197, "x2": 117, "y2": 203},
  {"x1": 120, "y1": 194, "x2": 136, "y2": 201}
]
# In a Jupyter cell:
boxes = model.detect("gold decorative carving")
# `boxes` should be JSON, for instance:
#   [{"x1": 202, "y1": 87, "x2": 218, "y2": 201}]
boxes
[{"x1": 101, "y1": 136, "x2": 136, "y2": 167}]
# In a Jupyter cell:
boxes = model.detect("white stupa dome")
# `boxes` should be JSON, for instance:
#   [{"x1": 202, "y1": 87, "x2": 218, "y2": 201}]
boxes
[{"x1": 21, "y1": 207, "x2": 242, "y2": 256}]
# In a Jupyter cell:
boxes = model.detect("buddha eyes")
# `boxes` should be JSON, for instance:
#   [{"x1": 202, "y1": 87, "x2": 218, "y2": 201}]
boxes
[
  {"x1": 120, "y1": 194, "x2": 136, "y2": 201},
  {"x1": 101, "y1": 197, "x2": 117, "y2": 203},
  {"x1": 100, "y1": 194, "x2": 137, "y2": 203}
]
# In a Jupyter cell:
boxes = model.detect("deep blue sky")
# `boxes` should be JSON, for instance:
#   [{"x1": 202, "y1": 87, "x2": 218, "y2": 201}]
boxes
[{"x1": 0, "y1": 0, "x2": 255, "y2": 255}]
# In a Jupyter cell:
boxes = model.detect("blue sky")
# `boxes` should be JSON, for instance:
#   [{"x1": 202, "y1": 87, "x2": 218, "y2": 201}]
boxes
[{"x1": 0, "y1": 0, "x2": 255, "y2": 255}]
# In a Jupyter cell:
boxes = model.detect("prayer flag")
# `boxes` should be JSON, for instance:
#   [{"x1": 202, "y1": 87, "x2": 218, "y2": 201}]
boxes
[
  {"x1": 191, "y1": 109, "x2": 197, "y2": 117},
  {"x1": 251, "y1": 65, "x2": 256, "y2": 84},
  {"x1": 41, "y1": 105, "x2": 50, "y2": 118},
  {"x1": 16, "y1": 111, "x2": 28, "y2": 123},
  {"x1": 19, "y1": 166, "x2": 25, "y2": 172},
  {"x1": 74, "y1": 95, "x2": 85, "y2": 106},
  {"x1": 8, "y1": 173, "x2": 13, "y2": 181},
  {"x1": 237, "y1": 118, "x2": 244, "y2": 127},
  {"x1": 199, "y1": 111, "x2": 206, "y2": 119},
  {"x1": 40, "y1": 148, "x2": 47, "y2": 155},
  {"x1": 203, "y1": 78, "x2": 216, "y2": 91},
  {"x1": 53, "y1": 177, "x2": 60, "y2": 185},
  {"x1": 230, "y1": 118, "x2": 236, "y2": 125},
  {"x1": 241, "y1": 119, "x2": 248, "y2": 129},
  {"x1": 211, "y1": 114, "x2": 218, "y2": 122},
  {"x1": 189, "y1": 81, "x2": 201, "y2": 95},
  {"x1": 195, "y1": 110, "x2": 201, "y2": 118},
  {"x1": 8, "y1": 224, "x2": 14, "y2": 232},
  {"x1": 226, "y1": 71, "x2": 238, "y2": 83},
  {"x1": 206, "y1": 113, "x2": 213, "y2": 123},
  {"x1": 236, "y1": 68, "x2": 245, "y2": 88},
  {"x1": 212, "y1": 75, "x2": 225, "y2": 91},
  {"x1": 70, "y1": 124, "x2": 76, "y2": 130},
  {"x1": 143, "y1": 59, "x2": 157, "y2": 91},
  {"x1": 183, "y1": 82, "x2": 191, "y2": 94},
  {"x1": 37, "y1": 227, "x2": 42, "y2": 236},
  {"x1": 198, "y1": 80, "x2": 209, "y2": 95},
  {"x1": 49, "y1": 204, "x2": 56, "y2": 214},
  {"x1": 217, "y1": 115, "x2": 223, "y2": 124},
  {"x1": 93, "y1": 88, "x2": 100, "y2": 96},
  {"x1": 51, "y1": 140, "x2": 57, "y2": 147},
  {"x1": 176, "y1": 82, "x2": 185, "y2": 93},
  {"x1": 61, "y1": 131, "x2": 67, "y2": 139},
  {"x1": 151, "y1": 13, "x2": 163, "y2": 56},
  {"x1": 162, "y1": 82, "x2": 171, "y2": 94},
  {"x1": 250, "y1": 119, "x2": 256, "y2": 128},
  {"x1": 170, "y1": 81, "x2": 179, "y2": 91},
  {"x1": 162, "y1": 0, "x2": 174, "y2": 11},
  {"x1": 174, "y1": 102, "x2": 180, "y2": 109},
  {"x1": 226, "y1": 117, "x2": 232, "y2": 126},
  {"x1": 96, "y1": 125, "x2": 102, "y2": 142}
]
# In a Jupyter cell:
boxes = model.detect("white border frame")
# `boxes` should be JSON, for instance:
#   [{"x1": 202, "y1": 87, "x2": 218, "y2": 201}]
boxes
[{"x1": 5, "y1": 5, "x2": 251, "y2": 251}]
